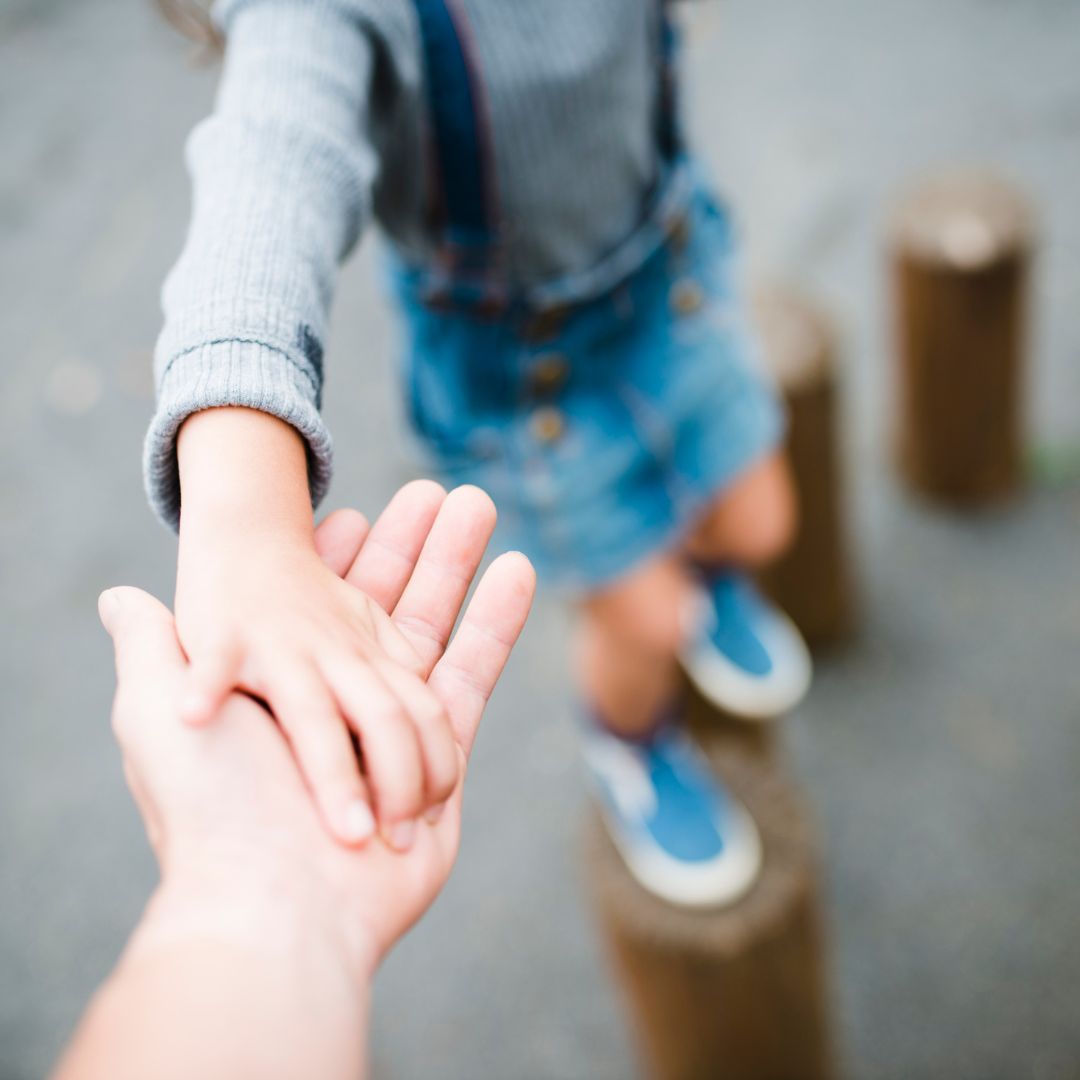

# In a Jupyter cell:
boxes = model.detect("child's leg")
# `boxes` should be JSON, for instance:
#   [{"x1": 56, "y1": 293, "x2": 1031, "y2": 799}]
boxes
[
  {"x1": 576, "y1": 551, "x2": 765, "y2": 908},
  {"x1": 577, "y1": 452, "x2": 797, "y2": 735},
  {"x1": 576, "y1": 554, "x2": 691, "y2": 736},
  {"x1": 685, "y1": 451, "x2": 797, "y2": 568},
  {"x1": 679, "y1": 450, "x2": 812, "y2": 719}
]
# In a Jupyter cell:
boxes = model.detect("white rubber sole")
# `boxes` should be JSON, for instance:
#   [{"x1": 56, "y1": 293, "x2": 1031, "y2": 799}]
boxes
[
  {"x1": 598, "y1": 789, "x2": 763, "y2": 909},
  {"x1": 679, "y1": 590, "x2": 813, "y2": 721}
]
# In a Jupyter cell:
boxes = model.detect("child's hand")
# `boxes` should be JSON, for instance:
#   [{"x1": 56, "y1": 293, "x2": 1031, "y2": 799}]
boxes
[{"x1": 175, "y1": 480, "x2": 494, "y2": 852}]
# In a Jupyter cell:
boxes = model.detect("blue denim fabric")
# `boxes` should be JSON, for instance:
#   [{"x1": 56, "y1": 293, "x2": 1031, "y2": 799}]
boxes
[{"x1": 389, "y1": 185, "x2": 785, "y2": 592}]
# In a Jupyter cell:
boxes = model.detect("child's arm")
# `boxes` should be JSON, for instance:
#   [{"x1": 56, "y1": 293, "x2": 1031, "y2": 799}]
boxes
[
  {"x1": 147, "y1": 0, "x2": 382, "y2": 529},
  {"x1": 175, "y1": 406, "x2": 460, "y2": 850},
  {"x1": 147, "y1": 3, "x2": 450, "y2": 847}
]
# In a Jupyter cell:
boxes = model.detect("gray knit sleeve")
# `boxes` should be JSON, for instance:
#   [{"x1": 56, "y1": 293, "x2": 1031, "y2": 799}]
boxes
[{"x1": 144, "y1": 0, "x2": 380, "y2": 530}]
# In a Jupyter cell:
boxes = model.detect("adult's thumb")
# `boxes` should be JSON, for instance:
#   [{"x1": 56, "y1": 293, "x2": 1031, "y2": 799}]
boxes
[{"x1": 98, "y1": 586, "x2": 185, "y2": 684}]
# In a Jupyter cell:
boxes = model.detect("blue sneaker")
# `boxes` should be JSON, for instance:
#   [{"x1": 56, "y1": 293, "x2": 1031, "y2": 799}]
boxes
[
  {"x1": 583, "y1": 714, "x2": 761, "y2": 908},
  {"x1": 680, "y1": 571, "x2": 812, "y2": 721}
]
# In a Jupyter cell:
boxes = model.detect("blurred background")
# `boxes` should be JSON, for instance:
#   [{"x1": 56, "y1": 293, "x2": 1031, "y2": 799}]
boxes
[{"x1": 1, "y1": 1, "x2": 1078, "y2": 1077}]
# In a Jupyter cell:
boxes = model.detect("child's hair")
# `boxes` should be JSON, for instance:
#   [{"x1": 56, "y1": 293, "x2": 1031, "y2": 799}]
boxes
[{"x1": 155, "y1": 0, "x2": 222, "y2": 52}]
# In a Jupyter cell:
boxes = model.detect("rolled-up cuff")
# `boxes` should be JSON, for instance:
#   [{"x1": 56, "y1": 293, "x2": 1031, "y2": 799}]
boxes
[{"x1": 143, "y1": 340, "x2": 333, "y2": 531}]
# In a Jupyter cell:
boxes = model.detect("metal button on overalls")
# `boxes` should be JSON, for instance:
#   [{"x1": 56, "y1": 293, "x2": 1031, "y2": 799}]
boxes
[
  {"x1": 669, "y1": 278, "x2": 705, "y2": 316},
  {"x1": 529, "y1": 353, "x2": 570, "y2": 397},
  {"x1": 522, "y1": 305, "x2": 568, "y2": 343},
  {"x1": 668, "y1": 212, "x2": 691, "y2": 254},
  {"x1": 530, "y1": 405, "x2": 566, "y2": 443}
]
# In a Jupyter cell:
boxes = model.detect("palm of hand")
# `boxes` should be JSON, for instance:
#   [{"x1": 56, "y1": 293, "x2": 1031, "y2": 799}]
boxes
[
  {"x1": 107, "y1": 482, "x2": 534, "y2": 973},
  {"x1": 174, "y1": 484, "x2": 503, "y2": 850}
]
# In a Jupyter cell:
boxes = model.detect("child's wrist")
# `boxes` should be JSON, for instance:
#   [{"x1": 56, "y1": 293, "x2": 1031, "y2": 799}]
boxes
[
  {"x1": 176, "y1": 406, "x2": 317, "y2": 548},
  {"x1": 179, "y1": 497, "x2": 314, "y2": 556}
]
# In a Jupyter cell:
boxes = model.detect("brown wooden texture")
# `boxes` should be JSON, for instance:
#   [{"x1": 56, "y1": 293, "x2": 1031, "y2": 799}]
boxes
[
  {"x1": 584, "y1": 710, "x2": 835, "y2": 1080},
  {"x1": 684, "y1": 676, "x2": 779, "y2": 763},
  {"x1": 891, "y1": 171, "x2": 1033, "y2": 504},
  {"x1": 753, "y1": 286, "x2": 855, "y2": 647}
]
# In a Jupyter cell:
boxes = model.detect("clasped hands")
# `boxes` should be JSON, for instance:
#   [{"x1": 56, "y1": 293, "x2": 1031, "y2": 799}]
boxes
[{"x1": 56, "y1": 483, "x2": 534, "y2": 1080}]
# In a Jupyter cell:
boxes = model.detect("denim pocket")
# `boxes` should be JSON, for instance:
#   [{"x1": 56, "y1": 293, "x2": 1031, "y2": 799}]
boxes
[{"x1": 402, "y1": 315, "x2": 508, "y2": 468}]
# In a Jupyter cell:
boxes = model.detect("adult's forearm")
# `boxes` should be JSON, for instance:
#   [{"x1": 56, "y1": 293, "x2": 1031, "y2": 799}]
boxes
[{"x1": 53, "y1": 877, "x2": 371, "y2": 1080}]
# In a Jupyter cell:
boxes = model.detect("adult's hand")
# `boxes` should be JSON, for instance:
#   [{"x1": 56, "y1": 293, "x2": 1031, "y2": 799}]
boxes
[{"x1": 55, "y1": 483, "x2": 534, "y2": 1080}]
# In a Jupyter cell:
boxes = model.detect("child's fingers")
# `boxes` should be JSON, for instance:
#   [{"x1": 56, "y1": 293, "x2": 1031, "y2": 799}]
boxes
[
  {"x1": 389, "y1": 485, "x2": 498, "y2": 678},
  {"x1": 266, "y1": 665, "x2": 376, "y2": 848},
  {"x1": 343, "y1": 480, "x2": 446, "y2": 612},
  {"x1": 370, "y1": 657, "x2": 460, "y2": 812},
  {"x1": 430, "y1": 551, "x2": 536, "y2": 759},
  {"x1": 319, "y1": 653, "x2": 427, "y2": 850},
  {"x1": 179, "y1": 639, "x2": 243, "y2": 726},
  {"x1": 314, "y1": 508, "x2": 371, "y2": 577}
]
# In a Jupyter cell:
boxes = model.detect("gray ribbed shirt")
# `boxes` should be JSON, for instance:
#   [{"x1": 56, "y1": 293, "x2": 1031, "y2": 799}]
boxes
[{"x1": 147, "y1": 0, "x2": 669, "y2": 527}]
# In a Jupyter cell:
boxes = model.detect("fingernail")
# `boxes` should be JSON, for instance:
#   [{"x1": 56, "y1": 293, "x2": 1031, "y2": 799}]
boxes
[
  {"x1": 343, "y1": 800, "x2": 375, "y2": 844},
  {"x1": 385, "y1": 820, "x2": 416, "y2": 852},
  {"x1": 424, "y1": 801, "x2": 447, "y2": 825}
]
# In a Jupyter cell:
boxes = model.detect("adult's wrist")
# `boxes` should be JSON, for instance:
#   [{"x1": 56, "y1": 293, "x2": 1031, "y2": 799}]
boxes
[
  {"x1": 60, "y1": 872, "x2": 373, "y2": 1080},
  {"x1": 135, "y1": 861, "x2": 378, "y2": 991}
]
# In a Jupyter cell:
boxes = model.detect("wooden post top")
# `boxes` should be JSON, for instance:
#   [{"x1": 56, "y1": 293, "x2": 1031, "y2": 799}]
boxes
[
  {"x1": 890, "y1": 170, "x2": 1035, "y2": 270},
  {"x1": 752, "y1": 285, "x2": 835, "y2": 394},
  {"x1": 585, "y1": 744, "x2": 819, "y2": 955}
]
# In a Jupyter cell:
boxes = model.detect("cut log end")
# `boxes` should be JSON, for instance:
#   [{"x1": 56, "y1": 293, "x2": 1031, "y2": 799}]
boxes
[
  {"x1": 891, "y1": 171, "x2": 1031, "y2": 505},
  {"x1": 585, "y1": 738, "x2": 817, "y2": 953},
  {"x1": 890, "y1": 170, "x2": 1034, "y2": 270},
  {"x1": 752, "y1": 285, "x2": 856, "y2": 647},
  {"x1": 584, "y1": 723, "x2": 836, "y2": 1080}
]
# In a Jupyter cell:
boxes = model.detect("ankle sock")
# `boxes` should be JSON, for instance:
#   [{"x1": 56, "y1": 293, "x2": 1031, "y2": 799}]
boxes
[{"x1": 588, "y1": 694, "x2": 685, "y2": 746}]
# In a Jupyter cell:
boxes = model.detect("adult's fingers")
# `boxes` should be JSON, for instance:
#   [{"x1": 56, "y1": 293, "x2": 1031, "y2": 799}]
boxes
[
  {"x1": 314, "y1": 508, "x2": 370, "y2": 578},
  {"x1": 370, "y1": 657, "x2": 460, "y2": 813},
  {"x1": 98, "y1": 587, "x2": 186, "y2": 693},
  {"x1": 429, "y1": 552, "x2": 535, "y2": 759},
  {"x1": 390, "y1": 485, "x2": 498, "y2": 677},
  {"x1": 343, "y1": 479, "x2": 446, "y2": 611},
  {"x1": 265, "y1": 664, "x2": 377, "y2": 848}
]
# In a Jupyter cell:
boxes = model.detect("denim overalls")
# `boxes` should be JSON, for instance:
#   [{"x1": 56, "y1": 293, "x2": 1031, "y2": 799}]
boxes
[{"x1": 389, "y1": 0, "x2": 784, "y2": 591}]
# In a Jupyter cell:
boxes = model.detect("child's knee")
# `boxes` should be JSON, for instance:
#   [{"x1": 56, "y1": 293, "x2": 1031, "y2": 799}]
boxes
[
  {"x1": 729, "y1": 476, "x2": 797, "y2": 565},
  {"x1": 692, "y1": 452, "x2": 797, "y2": 567},
  {"x1": 580, "y1": 558, "x2": 689, "y2": 658}
]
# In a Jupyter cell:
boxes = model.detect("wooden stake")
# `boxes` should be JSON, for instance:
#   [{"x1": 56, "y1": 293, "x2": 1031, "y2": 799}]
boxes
[
  {"x1": 754, "y1": 286, "x2": 855, "y2": 647},
  {"x1": 585, "y1": 693, "x2": 836, "y2": 1080},
  {"x1": 891, "y1": 171, "x2": 1033, "y2": 504}
]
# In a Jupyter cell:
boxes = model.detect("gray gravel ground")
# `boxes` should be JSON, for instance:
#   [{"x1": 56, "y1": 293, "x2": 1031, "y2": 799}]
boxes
[{"x1": 2, "y1": 2, "x2": 1079, "y2": 1078}]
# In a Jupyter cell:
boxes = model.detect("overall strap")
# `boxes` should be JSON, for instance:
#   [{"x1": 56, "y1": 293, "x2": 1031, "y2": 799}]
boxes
[
  {"x1": 410, "y1": 0, "x2": 500, "y2": 285},
  {"x1": 657, "y1": 0, "x2": 683, "y2": 162}
]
